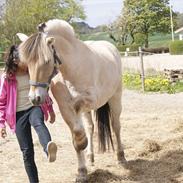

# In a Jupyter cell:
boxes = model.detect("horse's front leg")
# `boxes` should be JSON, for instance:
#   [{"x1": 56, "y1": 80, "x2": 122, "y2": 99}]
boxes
[
  {"x1": 51, "y1": 75, "x2": 88, "y2": 151},
  {"x1": 82, "y1": 112, "x2": 94, "y2": 165},
  {"x1": 51, "y1": 76, "x2": 88, "y2": 182},
  {"x1": 76, "y1": 151, "x2": 88, "y2": 183}
]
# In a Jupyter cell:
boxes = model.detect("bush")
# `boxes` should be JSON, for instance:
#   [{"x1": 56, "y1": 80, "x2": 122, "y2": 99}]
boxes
[
  {"x1": 123, "y1": 73, "x2": 176, "y2": 93},
  {"x1": 123, "y1": 73, "x2": 142, "y2": 90},
  {"x1": 134, "y1": 33, "x2": 146, "y2": 46},
  {"x1": 144, "y1": 76, "x2": 173, "y2": 93},
  {"x1": 169, "y1": 40, "x2": 183, "y2": 55},
  {"x1": 117, "y1": 44, "x2": 141, "y2": 52}
]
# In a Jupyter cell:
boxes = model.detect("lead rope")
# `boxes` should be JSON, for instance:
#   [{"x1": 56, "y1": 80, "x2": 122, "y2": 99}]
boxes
[{"x1": 48, "y1": 45, "x2": 62, "y2": 84}]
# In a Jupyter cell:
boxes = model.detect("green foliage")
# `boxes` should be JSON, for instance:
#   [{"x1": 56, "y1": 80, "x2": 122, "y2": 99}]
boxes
[
  {"x1": 117, "y1": 44, "x2": 141, "y2": 52},
  {"x1": 123, "y1": 73, "x2": 181, "y2": 93},
  {"x1": 81, "y1": 31, "x2": 180, "y2": 49},
  {"x1": 177, "y1": 12, "x2": 183, "y2": 28},
  {"x1": 144, "y1": 76, "x2": 174, "y2": 93},
  {"x1": 134, "y1": 33, "x2": 146, "y2": 46},
  {"x1": 149, "y1": 33, "x2": 179, "y2": 48},
  {"x1": 169, "y1": 40, "x2": 183, "y2": 55},
  {"x1": 0, "y1": 0, "x2": 85, "y2": 48},
  {"x1": 80, "y1": 32, "x2": 116, "y2": 43},
  {"x1": 173, "y1": 81, "x2": 183, "y2": 93},
  {"x1": 123, "y1": 73, "x2": 142, "y2": 90}
]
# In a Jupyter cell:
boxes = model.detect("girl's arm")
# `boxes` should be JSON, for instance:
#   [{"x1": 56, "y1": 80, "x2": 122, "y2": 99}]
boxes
[
  {"x1": 0, "y1": 76, "x2": 7, "y2": 138},
  {"x1": 45, "y1": 96, "x2": 55, "y2": 123},
  {"x1": 0, "y1": 76, "x2": 7, "y2": 129},
  {"x1": 44, "y1": 95, "x2": 54, "y2": 113},
  {"x1": 41, "y1": 95, "x2": 55, "y2": 123}
]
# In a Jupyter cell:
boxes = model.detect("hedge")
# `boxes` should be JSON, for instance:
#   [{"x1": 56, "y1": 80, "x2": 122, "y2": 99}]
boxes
[
  {"x1": 142, "y1": 47, "x2": 169, "y2": 53},
  {"x1": 117, "y1": 44, "x2": 141, "y2": 52},
  {"x1": 169, "y1": 40, "x2": 183, "y2": 55}
]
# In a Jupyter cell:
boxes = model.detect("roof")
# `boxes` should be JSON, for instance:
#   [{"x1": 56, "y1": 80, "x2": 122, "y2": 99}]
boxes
[{"x1": 175, "y1": 27, "x2": 183, "y2": 34}]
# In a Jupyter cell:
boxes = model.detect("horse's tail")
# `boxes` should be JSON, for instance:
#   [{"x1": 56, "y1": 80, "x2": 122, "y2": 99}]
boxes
[{"x1": 96, "y1": 102, "x2": 114, "y2": 153}]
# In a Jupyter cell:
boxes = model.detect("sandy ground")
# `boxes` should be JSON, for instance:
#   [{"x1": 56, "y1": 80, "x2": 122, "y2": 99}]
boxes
[{"x1": 1, "y1": 89, "x2": 183, "y2": 183}]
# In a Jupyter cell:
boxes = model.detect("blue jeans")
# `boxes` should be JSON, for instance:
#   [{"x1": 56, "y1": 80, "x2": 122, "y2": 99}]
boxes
[{"x1": 16, "y1": 106, "x2": 51, "y2": 183}]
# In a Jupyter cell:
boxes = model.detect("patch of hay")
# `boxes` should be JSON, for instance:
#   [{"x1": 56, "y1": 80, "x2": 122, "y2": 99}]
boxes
[
  {"x1": 88, "y1": 169, "x2": 127, "y2": 183},
  {"x1": 139, "y1": 139, "x2": 161, "y2": 157}
]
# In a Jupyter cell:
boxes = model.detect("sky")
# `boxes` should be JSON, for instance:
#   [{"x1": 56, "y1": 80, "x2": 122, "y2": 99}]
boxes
[
  {"x1": 82, "y1": 0, "x2": 183, "y2": 27},
  {"x1": 0, "y1": 0, "x2": 183, "y2": 27}
]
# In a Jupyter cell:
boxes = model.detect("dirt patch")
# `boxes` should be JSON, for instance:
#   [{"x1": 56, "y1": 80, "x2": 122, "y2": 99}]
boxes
[{"x1": 1, "y1": 89, "x2": 183, "y2": 183}]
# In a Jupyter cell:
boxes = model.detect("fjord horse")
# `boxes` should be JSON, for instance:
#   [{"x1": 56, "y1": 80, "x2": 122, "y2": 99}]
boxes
[{"x1": 18, "y1": 19, "x2": 126, "y2": 183}]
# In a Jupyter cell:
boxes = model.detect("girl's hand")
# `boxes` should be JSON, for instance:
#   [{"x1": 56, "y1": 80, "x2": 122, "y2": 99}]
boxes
[
  {"x1": 48, "y1": 111, "x2": 56, "y2": 124},
  {"x1": 0, "y1": 128, "x2": 7, "y2": 138}
]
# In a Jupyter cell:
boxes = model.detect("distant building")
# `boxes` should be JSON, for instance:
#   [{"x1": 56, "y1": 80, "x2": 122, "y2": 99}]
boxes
[{"x1": 175, "y1": 27, "x2": 183, "y2": 40}]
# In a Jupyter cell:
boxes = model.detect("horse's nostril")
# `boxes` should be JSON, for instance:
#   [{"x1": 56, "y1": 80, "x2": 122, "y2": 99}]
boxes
[{"x1": 36, "y1": 96, "x2": 41, "y2": 102}]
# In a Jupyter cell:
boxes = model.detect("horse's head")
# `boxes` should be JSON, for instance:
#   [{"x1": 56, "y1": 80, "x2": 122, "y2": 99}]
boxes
[{"x1": 18, "y1": 32, "x2": 59, "y2": 105}]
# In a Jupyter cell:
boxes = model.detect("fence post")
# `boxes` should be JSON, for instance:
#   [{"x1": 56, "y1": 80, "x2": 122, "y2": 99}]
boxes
[{"x1": 139, "y1": 47, "x2": 145, "y2": 92}]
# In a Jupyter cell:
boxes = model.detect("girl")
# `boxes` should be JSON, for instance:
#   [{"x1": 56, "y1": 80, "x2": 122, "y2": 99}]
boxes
[{"x1": 0, "y1": 45, "x2": 57, "y2": 183}]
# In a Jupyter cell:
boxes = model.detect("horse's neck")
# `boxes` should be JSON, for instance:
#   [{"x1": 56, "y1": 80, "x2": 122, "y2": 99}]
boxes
[{"x1": 56, "y1": 37, "x2": 85, "y2": 82}]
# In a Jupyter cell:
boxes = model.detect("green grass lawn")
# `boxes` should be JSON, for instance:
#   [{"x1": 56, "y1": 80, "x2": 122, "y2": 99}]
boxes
[
  {"x1": 149, "y1": 33, "x2": 179, "y2": 47},
  {"x1": 80, "y1": 32, "x2": 116, "y2": 44},
  {"x1": 80, "y1": 32, "x2": 179, "y2": 48}
]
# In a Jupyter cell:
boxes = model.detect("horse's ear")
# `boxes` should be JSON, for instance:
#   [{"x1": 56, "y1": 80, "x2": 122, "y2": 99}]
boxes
[
  {"x1": 16, "y1": 33, "x2": 28, "y2": 42},
  {"x1": 46, "y1": 37, "x2": 55, "y2": 46}
]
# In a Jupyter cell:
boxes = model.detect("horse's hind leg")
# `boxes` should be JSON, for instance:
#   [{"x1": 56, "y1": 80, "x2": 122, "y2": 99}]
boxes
[
  {"x1": 82, "y1": 112, "x2": 94, "y2": 165},
  {"x1": 108, "y1": 84, "x2": 126, "y2": 164}
]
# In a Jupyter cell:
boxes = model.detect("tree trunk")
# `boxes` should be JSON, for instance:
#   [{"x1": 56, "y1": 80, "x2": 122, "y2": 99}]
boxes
[
  {"x1": 144, "y1": 33, "x2": 149, "y2": 48},
  {"x1": 109, "y1": 33, "x2": 117, "y2": 43},
  {"x1": 130, "y1": 32, "x2": 135, "y2": 44}
]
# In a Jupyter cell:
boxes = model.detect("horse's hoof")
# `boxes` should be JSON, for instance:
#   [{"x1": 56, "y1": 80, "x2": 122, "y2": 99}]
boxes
[
  {"x1": 118, "y1": 159, "x2": 127, "y2": 166},
  {"x1": 75, "y1": 177, "x2": 88, "y2": 183},
  {"x1": 76, "y1": 168, "x2": 88, "y2": 183},
  {"x1": 117, "y1": 158, "x2": 129, "y2": 169},
  {"x1": 117, "y1": 151, "x2": 127, "y2": 166}
]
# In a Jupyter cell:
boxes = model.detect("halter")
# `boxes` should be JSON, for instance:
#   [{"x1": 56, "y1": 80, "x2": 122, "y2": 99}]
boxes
[{"x1": 29, "y1": 45, "x2": 62, "y2": 88}]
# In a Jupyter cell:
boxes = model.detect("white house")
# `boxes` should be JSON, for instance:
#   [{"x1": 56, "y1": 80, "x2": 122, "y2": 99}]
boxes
[{"x1": 175, "y1": 27, "x2": 183, "y2": 40}]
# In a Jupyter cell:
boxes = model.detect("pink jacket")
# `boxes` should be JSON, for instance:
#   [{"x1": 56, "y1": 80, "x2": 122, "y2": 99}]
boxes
[{"x1": 0, "y1": 73, "x2": 54, "y2": 133}]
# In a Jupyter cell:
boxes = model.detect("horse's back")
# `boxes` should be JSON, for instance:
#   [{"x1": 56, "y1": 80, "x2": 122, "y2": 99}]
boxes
[{"x1": 84, "y1": 40, "x2": 122, "y2": 77}]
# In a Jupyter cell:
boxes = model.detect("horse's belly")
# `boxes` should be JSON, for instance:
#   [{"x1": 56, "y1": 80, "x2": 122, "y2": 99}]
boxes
[{"x1": 95, "y1": 77, "x2": 121, "y2": 108}]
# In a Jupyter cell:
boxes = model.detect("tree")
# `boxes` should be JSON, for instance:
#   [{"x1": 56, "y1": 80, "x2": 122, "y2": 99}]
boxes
[
  {"x1": 0, "y1": 0, "x2": 85, "y2": 47},
  {"x1": 118, "y1": 0, "x2": 177, "y2": 48},
  {"x1": 108, "y1": 15, "x2": 130, "y2": 46},
  {"x1": 177, "y1": 12, "x2": 183, "y2": 28}
]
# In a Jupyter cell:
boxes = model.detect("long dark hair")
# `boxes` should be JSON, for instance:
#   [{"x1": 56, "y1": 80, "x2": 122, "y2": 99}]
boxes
[{"x1": 4, "y1": 45, "x2": 19, "y2": 75}]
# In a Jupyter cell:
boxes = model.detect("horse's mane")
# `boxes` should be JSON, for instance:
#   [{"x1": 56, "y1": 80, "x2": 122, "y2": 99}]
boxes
[
  {"x1": 44, "y1": 19, "x2": 76, "y2": 42},
  {"x1": 19, "y1": 19, "x2": 75, "y2": 64},
  {"x1": 19, "y1": 32, "x2": 52, "y2": 64}
]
